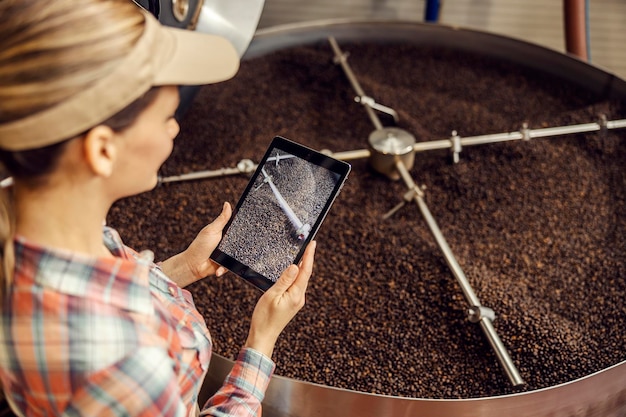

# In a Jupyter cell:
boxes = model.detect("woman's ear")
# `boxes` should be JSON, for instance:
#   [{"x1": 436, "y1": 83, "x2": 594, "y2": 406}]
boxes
[{"x1": 82, "y1": 125, "x2": 117, "y2": 177}]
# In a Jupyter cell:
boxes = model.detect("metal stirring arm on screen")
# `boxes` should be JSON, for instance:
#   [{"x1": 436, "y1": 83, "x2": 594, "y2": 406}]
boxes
[{"x1": 258, "y1": 165, "x2": 311, "y2": 240}]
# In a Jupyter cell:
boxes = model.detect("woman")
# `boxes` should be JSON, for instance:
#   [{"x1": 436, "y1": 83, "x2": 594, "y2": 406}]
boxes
[{"x1": 0, "y1": 0, "x2": 315, "y2": 416}]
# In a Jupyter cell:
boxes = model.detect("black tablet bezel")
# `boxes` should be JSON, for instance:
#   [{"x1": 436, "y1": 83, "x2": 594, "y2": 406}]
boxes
[{"x1": 209, "y1": 136, "x2": 351, "y2": 291}]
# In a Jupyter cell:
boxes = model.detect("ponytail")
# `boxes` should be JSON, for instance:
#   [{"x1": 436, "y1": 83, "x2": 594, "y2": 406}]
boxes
[{"x1": 0, "y1": 182, "x2": 15, "y2": 300}]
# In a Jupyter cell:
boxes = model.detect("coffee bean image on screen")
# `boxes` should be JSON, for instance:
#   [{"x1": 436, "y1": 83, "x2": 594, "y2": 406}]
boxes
[{"x1": 218, "y1": 149, "x2": 340, "y2": 282}]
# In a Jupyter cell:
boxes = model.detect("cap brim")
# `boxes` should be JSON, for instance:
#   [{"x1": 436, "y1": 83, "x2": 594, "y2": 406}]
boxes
[
  {"x1": 0, "y1": 10, "x2": 240, "y2": 151},
  {"x1": 154, "y1": 20, "x2": 240, "y2": 86}
]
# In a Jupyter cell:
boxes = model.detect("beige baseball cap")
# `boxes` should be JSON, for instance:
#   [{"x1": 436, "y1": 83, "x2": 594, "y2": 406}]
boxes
[{"x1": 0, "y1": 9, "x2": 239, "y2": 151}]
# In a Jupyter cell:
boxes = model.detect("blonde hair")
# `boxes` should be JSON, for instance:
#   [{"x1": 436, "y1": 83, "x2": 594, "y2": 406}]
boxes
[{"x1": 0, "y1": 0, "x2": 146, "y2": 295}]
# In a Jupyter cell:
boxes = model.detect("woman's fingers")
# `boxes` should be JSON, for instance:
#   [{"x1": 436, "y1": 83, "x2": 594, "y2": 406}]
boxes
[
  {"x1": 245, "y1": 241, "x2": 317, "y2": 357},
  {"x1": 181, "y1": 202, "x2": 232, "y2": 281},
  {"x1": 269, "y1": 240, "x2": 316, "y2": 299},
  {"x1": 202, "y1": 202, "x2": 232, "y2": 238}
]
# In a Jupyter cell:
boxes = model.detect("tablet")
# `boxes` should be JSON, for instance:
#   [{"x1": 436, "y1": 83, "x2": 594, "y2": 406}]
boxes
[{"x1": 210, "y1": 136, "x2": 351, "y2": 291}]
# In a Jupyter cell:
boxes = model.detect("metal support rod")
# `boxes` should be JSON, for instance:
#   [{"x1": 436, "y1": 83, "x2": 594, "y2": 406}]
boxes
[
  {"x1": 322, "y1": 148, "x2": 371, "y2": 161},
  {"x1": 328, "y1": 37, "x2": 384, "y2": 130},
  {"x1": 413, "y1": 118, "x2": 626, "y2": 153},
  {"x1": 394, "y1": 159, "x2": 525, "y2": 387},
  {"x1": 260, "y1": 167, "x2": 310, "y2": 239},
  {"x1": 158, "y1": 158, "x2": 257, "y2": 184},
  {"x1": 144, "y1": 118, "x2": 626, "y2": 186},
  {"x1": 159, "y1": 166, "x2": 246, "y2": 183}
]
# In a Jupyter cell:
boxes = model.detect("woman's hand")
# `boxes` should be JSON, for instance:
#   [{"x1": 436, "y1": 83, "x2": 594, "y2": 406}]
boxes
[
  {"x1": 244, "y1": 240, "x2": 316, "y2": 358},
  {"x1": 159, "y1": 202, "x2": 232, "y2": 287}
]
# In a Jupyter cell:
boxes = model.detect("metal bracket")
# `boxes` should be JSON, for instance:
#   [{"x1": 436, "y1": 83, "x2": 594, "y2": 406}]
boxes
[
  {"x1": 355, "y1": 95, "x2": 400, "y2": 123},
  {"x1": 598, "y1": 114, "x2": 608, "y2": 138},
  {"x1": 451, "y1": 130, "x2": 462, "y2": 163},
  {"x1": 382, "y1": 185, "x2": 425, "y2": 220},
  {"x1": 332, "y1": 50, "x2": 349, "y2": 66},
  {"x1": 237, "y1": 159, "x2": 256, "y2": 173},
  {"x1": 521, "y1": 122, "x2": 531, "y2": 141},
  {"x1": 468, "y1": 305, "x2": 496, "y2": 323}
]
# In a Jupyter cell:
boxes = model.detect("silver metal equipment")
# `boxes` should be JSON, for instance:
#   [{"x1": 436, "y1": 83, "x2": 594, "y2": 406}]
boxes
[
  {"x1": 201, "y1": 353, "x2": 626, "y2": 417},
  {"x1": 133, "y1": 0, "x2": 266, "y2": 115},
  {"x1": 133, "y1": 0, "x2": 264, "y2": 54}
]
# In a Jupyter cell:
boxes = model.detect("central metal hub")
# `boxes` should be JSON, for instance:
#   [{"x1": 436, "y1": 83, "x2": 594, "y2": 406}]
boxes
[{"x1": 368, "y1": 127, "x2": 416, "y2": 180}]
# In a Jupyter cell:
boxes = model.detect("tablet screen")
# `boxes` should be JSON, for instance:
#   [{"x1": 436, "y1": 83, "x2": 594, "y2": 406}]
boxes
[{"x1": 210, "y1": 136, "x2": 351, "y2": 291}]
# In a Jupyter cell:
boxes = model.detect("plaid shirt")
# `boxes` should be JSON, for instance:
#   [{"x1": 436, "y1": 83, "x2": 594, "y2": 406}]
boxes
[{"x1": 0, "y1": 227, "x2": 275, "y2": 417}]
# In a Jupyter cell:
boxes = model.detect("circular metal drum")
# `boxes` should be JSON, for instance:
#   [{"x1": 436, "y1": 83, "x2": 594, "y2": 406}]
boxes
[
  {"x1": 201, "y1": 355, "x2": 626, "y2": 417},
  {"x1": 108, "y1": 18, "x2": 626, "y2": 417}
]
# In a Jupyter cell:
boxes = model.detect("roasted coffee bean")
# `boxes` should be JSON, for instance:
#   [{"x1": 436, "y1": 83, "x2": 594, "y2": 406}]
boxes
[{"x1": 108, "y1": 43, "x2": 625, "y2": 399}]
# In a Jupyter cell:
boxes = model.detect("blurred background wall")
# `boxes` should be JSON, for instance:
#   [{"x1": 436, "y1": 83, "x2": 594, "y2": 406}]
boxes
[{"x1": 256, "y1": 0, "x2": 626, "y2": 80}]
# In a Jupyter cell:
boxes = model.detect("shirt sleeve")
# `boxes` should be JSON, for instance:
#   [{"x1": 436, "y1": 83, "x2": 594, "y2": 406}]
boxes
[
  {"x1": 64, "y1": 346, "x2": 189, "y2": 417},
  {"x1": 200, "y1": 348, "x2": 275, "y2": 417}
]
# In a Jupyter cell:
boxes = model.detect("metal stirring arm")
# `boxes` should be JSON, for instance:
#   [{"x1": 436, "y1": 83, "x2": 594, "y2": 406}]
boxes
[
  {"x1": 157, "y1": 116, "x2": 626, "y2": 184},
  {"x1": 329, "y1": 37, "x2": 399, "y2": 129},
  {"x1": 394, "y1": 160, "x2": 525, "y2": 387},
  {"x1": 158, "y1": 158, "x2": 257, "y2": 184},
  {"x1": 260, "y1": 166, "x2": 311, "y2": 240}
]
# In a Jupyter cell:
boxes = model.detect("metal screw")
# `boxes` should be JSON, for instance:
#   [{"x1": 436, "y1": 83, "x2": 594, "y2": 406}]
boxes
[{"x1": 172, "y1": 0, "x2": 189, "y2": 22}]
